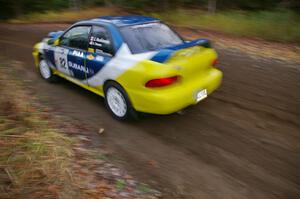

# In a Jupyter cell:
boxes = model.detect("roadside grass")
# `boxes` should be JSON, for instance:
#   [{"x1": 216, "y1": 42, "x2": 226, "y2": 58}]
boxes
[
  {"x1": 8, "y1": 6, "x2": 299, "y2": 43},
  {"x1": 0, "y1": 65, "x2": 78, "y2": 198},
  {"x1": 150, "y1": 9, "x2": 300, "y2": 43},
  {"x1": 0, "y1": 61, "x2": 161, "y2": 199},
  {"x1": 7, "y1": 6, "x2": 124, "y2": 23},
  {"x1": 7, "y1": 6, "x2": 300, "y2": 43}
]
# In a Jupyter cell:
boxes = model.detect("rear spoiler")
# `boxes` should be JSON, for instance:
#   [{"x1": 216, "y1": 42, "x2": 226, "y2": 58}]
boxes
[
  {"x1": 195, "y1": 39, "x2": 212, "y2": 48},
  {"x1": 167, "y1": 39, "x2": 212, "y2": 51},
  {"x1": 151, "y1": 39, "x2": 212, "y2": 63}
]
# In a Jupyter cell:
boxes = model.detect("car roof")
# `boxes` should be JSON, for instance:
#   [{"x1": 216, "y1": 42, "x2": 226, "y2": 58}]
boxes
[{"x1": 89, "y1": 15, "x2": 160, "y2": 27}]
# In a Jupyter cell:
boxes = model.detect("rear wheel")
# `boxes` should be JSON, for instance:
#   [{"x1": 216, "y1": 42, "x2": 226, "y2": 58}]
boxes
[
  {"x1": 104, "y1": 82, "x2": 138, "y2": 120},
  {"x1": 39, "y1": 59, "x2": 58, "y2": 82}
]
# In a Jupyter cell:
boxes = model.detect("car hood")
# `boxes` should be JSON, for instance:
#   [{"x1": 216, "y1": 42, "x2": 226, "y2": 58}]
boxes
[{"x1": 47, "y1": 30, "x2": 64, "y2": 39}]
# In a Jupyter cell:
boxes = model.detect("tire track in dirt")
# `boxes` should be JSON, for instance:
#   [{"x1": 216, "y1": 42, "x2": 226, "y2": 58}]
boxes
[{"x1": 0, "y1": 24, "x2": 299, "y2": 199}]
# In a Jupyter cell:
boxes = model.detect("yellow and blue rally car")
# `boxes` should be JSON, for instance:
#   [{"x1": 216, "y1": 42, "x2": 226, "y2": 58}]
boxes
[{"x1": 33, "y1": 16, "x2": 222, "y2": 120}]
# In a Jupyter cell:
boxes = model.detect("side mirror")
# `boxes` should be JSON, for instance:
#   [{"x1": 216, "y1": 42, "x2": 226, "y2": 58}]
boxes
[
  {"x1": 47, "y1": 38, "x2": 59, "y2": 46},
  {"x1": 54, "y1": 39, "x2": 59, "y2": 46}
]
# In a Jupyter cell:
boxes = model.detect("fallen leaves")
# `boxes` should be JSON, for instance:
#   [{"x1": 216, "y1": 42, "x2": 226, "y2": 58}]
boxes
[
  {"x1": 148, "y1": 160, "x2": 159, "y2": 168},
  {"x1": 98, "y1": 128, "x2": 105, "y2": 135}
]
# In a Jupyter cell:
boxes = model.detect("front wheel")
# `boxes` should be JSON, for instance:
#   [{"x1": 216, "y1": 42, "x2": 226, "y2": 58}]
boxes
[
  {"x1": 104, "y1": 82, "x2": 138, "y2": 120},
  {"x1": 39, "y1": 59, "x2": 58, "y2": 82}
]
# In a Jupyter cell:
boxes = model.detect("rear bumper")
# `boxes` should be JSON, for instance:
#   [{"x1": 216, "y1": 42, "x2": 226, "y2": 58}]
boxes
[{"x1": 128, "y1": 68, "x2": 223, "y2": 114}]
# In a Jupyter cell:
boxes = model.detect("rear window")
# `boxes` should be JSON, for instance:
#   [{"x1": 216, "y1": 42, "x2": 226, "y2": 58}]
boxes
[{"x1": 120, "y1": 23, "x2": 183, "y2": 54}]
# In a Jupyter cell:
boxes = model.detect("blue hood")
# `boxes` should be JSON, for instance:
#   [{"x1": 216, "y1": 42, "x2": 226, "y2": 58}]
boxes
[
  {"x1": 47, "y1": 31, "x2": 64, "y2": 39},
  {"x1": 151, "y1": 39, "x2": 211, "y2": 63}
]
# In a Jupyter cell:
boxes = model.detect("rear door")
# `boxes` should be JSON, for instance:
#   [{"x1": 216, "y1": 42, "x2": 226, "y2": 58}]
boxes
[
  {"x1": 85, "y1": 26, "x2": 115, "y2": 82},
  {"x1": 55, "y1": 25, "x2": 91, "y2": 80}
]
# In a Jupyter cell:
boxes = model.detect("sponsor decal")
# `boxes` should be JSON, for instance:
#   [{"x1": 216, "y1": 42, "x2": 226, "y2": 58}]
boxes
[
  {"x1": 54, "y1": 47, "x2": 70, "y2": 75},
  {"x1": 68, "y1": 61, "x2": 94, "y2": 75},
  {"x1": 86, "y1": 54, "x2": 104, "y2": 61},
  {"x1": 72, "y1": 50, "x2": 84, "y2": 58},
  {"x1": 59, "y1": 57, "x2": 67, "y2": 69},
  {"x1": 87, "y1": 54, "x2": 95, "y2": 60},
  {"x1": 96, "y1": 56, "x2": 104, "y2": 61},
  {"x1": 68, "y1": 61, "x2": 88, "y2": 73},
  {"x1": 89, "y1": 36, "x2": 110, "y2": 47}
]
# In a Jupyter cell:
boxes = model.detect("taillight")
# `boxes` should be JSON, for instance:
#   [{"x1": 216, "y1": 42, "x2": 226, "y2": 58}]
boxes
[
  {"x1": 212, "y1": 59, "x2": 219, "y2": 67},
  {"x1": 145, "y1": 76, "x2": 179, "y2": 88}
]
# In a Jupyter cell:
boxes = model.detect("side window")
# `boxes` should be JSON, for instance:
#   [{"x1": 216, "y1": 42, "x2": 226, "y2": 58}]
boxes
[
  {"x1": 89, "y1": 26, "x2": 114, "y2": 56},
  {"x1": 60, "y1": 26, "x2": 91, "y2": 50}
]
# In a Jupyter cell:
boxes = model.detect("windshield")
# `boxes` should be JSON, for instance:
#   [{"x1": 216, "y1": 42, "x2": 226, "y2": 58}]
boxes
[{"x1": 120, "y1": 23, "x2": 183, "y2": 54}]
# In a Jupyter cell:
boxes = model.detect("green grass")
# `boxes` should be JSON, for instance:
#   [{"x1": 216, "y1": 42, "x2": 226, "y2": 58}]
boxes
[
  {"x1": 150, "y1": 9, "x2": 300, "y2": 43},
  {"x1": 115, "y1": 179, "x2": 126, "y2": 191}
]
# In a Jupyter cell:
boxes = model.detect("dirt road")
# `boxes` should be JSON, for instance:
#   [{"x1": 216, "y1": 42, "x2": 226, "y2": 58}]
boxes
[{"x1": 0, "y1": 24, "x2": 299, "y2": 199}]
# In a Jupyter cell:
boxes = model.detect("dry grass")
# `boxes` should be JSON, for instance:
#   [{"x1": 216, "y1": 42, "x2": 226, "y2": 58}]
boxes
[
  {"x1": 0, "y1": 61, "x2": 161, "y2": 199},
  {"x1": 0, "y1": 63, "x2": 78, "y2": 199}
]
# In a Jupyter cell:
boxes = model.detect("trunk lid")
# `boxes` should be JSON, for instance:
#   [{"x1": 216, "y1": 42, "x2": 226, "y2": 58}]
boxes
[{"x1": 151, "y1": 39, "x2": 217, "y2": 81}]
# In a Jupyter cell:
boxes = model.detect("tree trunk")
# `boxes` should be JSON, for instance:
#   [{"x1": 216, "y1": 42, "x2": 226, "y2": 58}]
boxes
[
  {"x1": 162, "y1": 0, "x2": 169, "y2": 11},
  {"x1": 104, "y1": 0, "x2": 113, "y2": 6},
  {"x1": 280, "y1": 0, "x2": 291, "y2": 8},
  {"x1": 13, "y1": 0, "x2": 23, "y2": 17},
  {"x1": 69, "y1": 0, "x2": 81, "y2": 10},
  {"x1": 208, "y1": 0, "x2": 217, "y2": 14}
]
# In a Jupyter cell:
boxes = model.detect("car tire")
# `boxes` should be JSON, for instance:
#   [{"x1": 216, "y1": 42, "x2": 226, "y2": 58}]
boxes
[
  {"x1": 104, "y1": 81, "x2": 138, "y2": 120},
  {"x1": 39, "y1": 58, "x2": 58, "y2": 83}
]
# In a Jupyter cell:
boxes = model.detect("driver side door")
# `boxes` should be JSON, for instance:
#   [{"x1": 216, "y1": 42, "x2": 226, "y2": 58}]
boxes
[{"x1": 55, "y1": 25, "x2": 91, "y2": 80}]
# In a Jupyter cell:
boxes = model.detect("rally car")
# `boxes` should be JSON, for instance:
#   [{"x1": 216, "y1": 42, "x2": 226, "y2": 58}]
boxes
[{"x1": 33, "y1": 16, "x2": 223, "y2": 120}]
